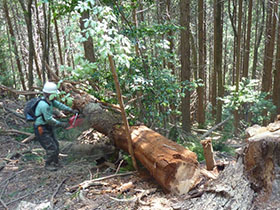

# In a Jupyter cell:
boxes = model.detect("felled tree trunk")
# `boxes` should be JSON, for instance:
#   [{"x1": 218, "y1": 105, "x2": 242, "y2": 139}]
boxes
[
  {"x1": 77, "y1": 101, "x2": 202, "y2": 194},
  {"x1": 112, "y1": 125, "x2": 201, "y2": 194}
]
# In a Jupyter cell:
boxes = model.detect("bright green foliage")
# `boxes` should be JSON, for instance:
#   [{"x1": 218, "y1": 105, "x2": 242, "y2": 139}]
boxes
[
  {"x1": 58, "y1": 0, "x2": 185, "y2": 130},
  {"x1": 73, "y1": 0, "x2": 132, "y2": 66},
  {"x1": 221, "y1": 78, "x2": 276, "y2": 125}
]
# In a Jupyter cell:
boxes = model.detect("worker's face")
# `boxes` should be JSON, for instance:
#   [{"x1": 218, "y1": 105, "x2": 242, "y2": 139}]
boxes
[{"x1": 44, "y1": 93, "x2": 56, "y2": 101}]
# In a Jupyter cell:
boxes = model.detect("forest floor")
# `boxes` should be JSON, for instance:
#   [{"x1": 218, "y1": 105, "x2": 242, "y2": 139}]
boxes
[{"x1": 0, "y1": 98, "x2": 236, "y2": 210}]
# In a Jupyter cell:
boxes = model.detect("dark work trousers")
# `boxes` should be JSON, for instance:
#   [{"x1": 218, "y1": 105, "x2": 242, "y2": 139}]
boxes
[{"x1": 34, "y1": 124, "x2": 59, "y2": 165}]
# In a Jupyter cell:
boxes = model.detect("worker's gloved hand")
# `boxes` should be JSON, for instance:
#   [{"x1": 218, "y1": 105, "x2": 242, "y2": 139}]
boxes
[
  {"x1": 71, "y1": 109, "x2": 79, "y2": 115},
  {"x1": 59, "y1": 122, "x2": 69, "y2": 128}
]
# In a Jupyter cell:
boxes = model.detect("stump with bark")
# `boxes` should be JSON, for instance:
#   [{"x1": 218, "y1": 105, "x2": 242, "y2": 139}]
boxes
[{"x1": 243, "y1": 121, "x2": 280, "y2": 208}]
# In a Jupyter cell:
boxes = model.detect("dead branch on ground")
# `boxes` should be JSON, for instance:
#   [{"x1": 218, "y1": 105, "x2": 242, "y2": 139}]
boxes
[
  {"x1": 50, "y1": 178, "x2": 68, "y2": 209},
  {"x1": 67, "y1": 171, "x2": 136, "y2": 192},
  {"x1": 0, "y1": 85, "x2": 39, "y2": 96},
  {"x1": 0, "y1": 129, "x2": 32, "y2": 136}
]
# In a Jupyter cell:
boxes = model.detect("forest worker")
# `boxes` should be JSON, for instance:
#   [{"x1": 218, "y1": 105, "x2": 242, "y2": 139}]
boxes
[{"x1": 34, "y1": 81, "x2": 78, "y2": 171}]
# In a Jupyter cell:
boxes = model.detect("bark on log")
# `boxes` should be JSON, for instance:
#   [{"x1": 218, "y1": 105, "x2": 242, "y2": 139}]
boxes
[
  {"x1": 112, "y1": 125, "x2": 201, "y2": 194},
  {"x1": 81, "y1": 102, "x2": 202, "y2": 194}
]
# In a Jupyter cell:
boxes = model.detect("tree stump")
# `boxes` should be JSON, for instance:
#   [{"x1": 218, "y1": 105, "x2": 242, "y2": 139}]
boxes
[
  {"x1": 243, "y1": 121, "x2": 280, "y2": 208},
  {"x1": 201, "y1": 138, "x2": 215, "y2": 170}
]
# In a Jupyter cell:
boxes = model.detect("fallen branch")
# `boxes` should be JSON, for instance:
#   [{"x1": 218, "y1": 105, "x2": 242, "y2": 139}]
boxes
[
  {"x1": 0, "y1": 84, "x2": 39, "y2": 96},
  {"x1": 5, "y1": 188, "x2": 42, "y2": 206},
  {"x1": 0, "y1": 170, "x2": 25, "y2": 186},
  {"x1": 199, "y1": 116, "x2": 232, "y2": 140},
  {"x1": 0, "y1": 129, "x2": 32, "y2": 136},
  {"x1": 21, "y1": 134, "x2": 36, "y2": 143},
  {"x1": 2, "y1": 103, "x2": 25, "y2": 120},
  {"x1": 50, "y1": 178, "x2": 68, "y2": 209},
  {"x1": 67, "y1": 171, "x2": 135, "y2": 191},
  {"x1": 136, "y1": 188, "x2": 157, "y2": 205},
  {"x1": 0, "y1": 198, "x2": 7, "y2": 210},
  {"x1": 109, "y1": 188, "x2": 157, "y2": 204},
  {"x1": 2, "y1": 138, "x2": 30, "y2": 149},
  {"x1": 109, "y1": 195, "x2": 137, "y2": 202}
]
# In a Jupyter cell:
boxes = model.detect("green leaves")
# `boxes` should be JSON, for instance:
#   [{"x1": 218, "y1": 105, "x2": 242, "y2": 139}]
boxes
[
  {"x1": 221, "y1": 78, "x2": 276, "y2": 124},
  {"x1": 73, "y1": 0, "x2": 132, "y2": 68}
]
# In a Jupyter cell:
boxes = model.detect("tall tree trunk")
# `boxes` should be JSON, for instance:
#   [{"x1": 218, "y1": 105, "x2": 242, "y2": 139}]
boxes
[
  {"x1": 3, "y1": 0, "x2": 26, "y2": 91},
  {"x1": 80, "y1": 10, "x2": 96, "y2": 63},
  {"x1": 261, "y1": 0, "x2": 278, "y2": 92},
  {"x1": 228, "y1": 0, "x2": 237, "y2": 86},
  {"x1": 34, "y1": 0, "x2": 43, "y2": 82},
  {"x1": 166, "y1": 0, "x2": 175, "y2": 73},
  {"x1": 180, "y1": 0, "x2": 191, "y2": 132},
  {"x1": 272, "y1": 10, "x2": 280, "y2": 116},
  {"x1": 50, "y1": 28, "x2": 59, "y2": 75},
  {"x1": 223, "y1": 22, "x2": 228, "y2": 90},
  {"x1": 261, "y1": 0, "x2": 278, "y2": 123},
  {"x1": 233, "y1": 0, "x2": 243, "y2": 134},
  {"x1": 242, "y1": 0, "x2": 253, "y2": 78},
  {"x1": 54, "y1": 17, "x2": 64, "y2": 73},
  {"x1": 252, "y1": 0, "x2": 265, "y2": 79},
  {"x1": 190, "y1": 33, "x2": 198, "y2": 81},
  {"x1": 42, "y1": 2, "x2": 51, "y2": 82},
  {"x1": 214, "y1": 0, "x2": 223, "y2": 124},
  {"x1": 132, "y1": 0, "x2": 140, "y2": 57},
  {"x1": 197, "y1": 0, "x2": 205, "y2": 128},
  {"x1": 18, "y1": 0, "x2": 34, "y2": 91},
  {"x1": 6, "y1": 25, "x2": 17, "y2": 88}
]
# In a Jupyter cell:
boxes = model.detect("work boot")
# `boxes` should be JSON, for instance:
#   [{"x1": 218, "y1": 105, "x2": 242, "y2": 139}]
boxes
[{"x1": 45, "y1": 163, "x2": 58, "y2": 171}]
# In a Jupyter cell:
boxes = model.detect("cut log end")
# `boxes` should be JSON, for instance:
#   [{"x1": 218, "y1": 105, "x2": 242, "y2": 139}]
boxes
[{"x1": 169, "y1": 162, "x2": 201, "y2": 195}]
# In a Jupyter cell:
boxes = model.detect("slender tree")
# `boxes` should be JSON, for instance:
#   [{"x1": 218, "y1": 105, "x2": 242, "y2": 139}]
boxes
[
  {"x1": 3, "y1": 0, "x2": 26, "y2": 91},
  {"x1": 18, "y1": 0, "x2": 35, "y2": 91},
  {"x1": 272, "y1": 6, "x2": 280, "y2": 117},
  {"x1": 166, "y1": 0, "x2": 175, "y2": 73},
  {"x1": 197, "y1": 0, "x2": 205, "y2": 127},
  {"x1": 261, "y1": 0, "x2": 278, "y2": 93},
  {"x1": 180, "y1": 0, "x2": 191, "y2": 132},
  {"x1": 261, "y1": 0, "x2": 278, "y2": 123},
  {"x1": 252, "y1": 0, "x2": 265, "y2": 79},
  {"x1": 234, "y1": 0, "x2": 243, "y2": 134},
  {"x1": 242, "y1": 0, "x2": 253, "y2": 78},
  {"x1": 213, "y1": 0, "x2": 223, "y2": 124}
]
